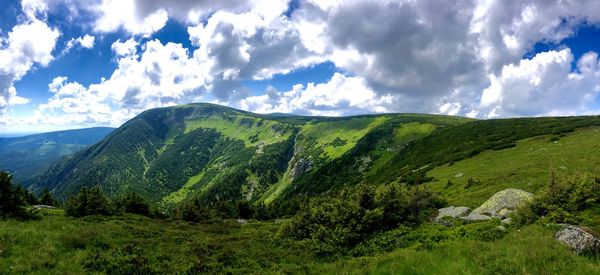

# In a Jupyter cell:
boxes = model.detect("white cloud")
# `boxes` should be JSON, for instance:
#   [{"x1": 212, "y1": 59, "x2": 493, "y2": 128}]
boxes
[
  {"x1": 238, "y1": 73, "x2": 392, "y2": 116},
  {"x1": 63, "y1": 34, "x2": 95, "y2": 54},
  {"x1": 22, "y1": 39, "x2": 209, "y2": 127},
  {"x1": 111, "y1": 38, "x2": 138, "y2": 57},
  {"x1": 0, "y1": 8, "x2": 60, "y2": 119},
  {"x1": 6, "y1": 0, "x2": 600, "y2": 131},
  {"x1": 21, "y1": 0, "x2": 49, "y2": 20},
  {"x1": 438, "y1": 102, "x2": 462, "y2": 116},
  {"x1": 477, "y1": 49, "x2": 600, "y2": 117},
  {"x1": 470, "y1": 0, "x2": 600, "y2": 73},
  {"x1": 92, "y1": 0, "x2": 168, "y2": 37}
]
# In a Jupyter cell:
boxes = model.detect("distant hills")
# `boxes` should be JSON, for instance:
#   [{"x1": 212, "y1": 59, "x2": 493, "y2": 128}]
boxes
[
  {"x1": 27, "y1": 103, "x2": 600, "y2": 209},
  {"x1": 0, "y1": 127, "x2": 115, "y2": 185}
]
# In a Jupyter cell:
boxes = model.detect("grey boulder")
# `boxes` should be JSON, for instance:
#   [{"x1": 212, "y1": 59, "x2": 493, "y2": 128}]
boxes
[
  {"x1": 556, "y1": 225, "x2": 600, "y2": 254},
  {"x1": 435, "y1": 206, "x2": 471, "y2": 220}
]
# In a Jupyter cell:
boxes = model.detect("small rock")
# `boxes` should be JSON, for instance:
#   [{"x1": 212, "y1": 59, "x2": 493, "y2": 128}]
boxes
[
  {"x1": 461, "y1": 213, "x2": 492, "y2": 222},
  {"x1": 454, "y1": 173, "x2": 464, "y2": 178},
  {"x1": 236, "y1": 219, "x2": 248, "y2": 225},
  {"x1": 501, "y1": 218, "x2": 512, "y2": 224},
  {"x1": 32, "y1": 205, "x2": 57, "y2": 210},
  {"x1": 556, "y1": 225, "x2": 600, "y2": 254},
  {"x1": 435, "y1": 206, "x2": 471, "y2": 220},
  {"x1": 496, "y1": 225, "x2": 507, "y2": 231}
]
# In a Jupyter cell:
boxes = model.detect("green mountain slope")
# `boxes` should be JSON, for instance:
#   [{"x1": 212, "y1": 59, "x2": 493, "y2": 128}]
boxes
[
  {"x1": 0, "y1": 127, "x2": 115, "y2": 185},
  {"x1": 31, "y1": 103, "x2": 600, "y2": 210},
  {"x1": 31, "y1": 103, "x2": 469, "y2": 206}
]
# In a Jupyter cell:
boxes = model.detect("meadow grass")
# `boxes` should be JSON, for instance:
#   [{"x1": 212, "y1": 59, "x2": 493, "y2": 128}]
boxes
[
  {"x1": 311, "y1": 224, "x2": 600, "y2": 274},
  {"x1": 425, "y1": 126, "x2": 600, "y2": 207},
  {"x1": 185, "y1": 115, "x2": 292, "y2": 148},
  {"x1": 2, "y1": 214, "x2": 596, "y2": 274}
]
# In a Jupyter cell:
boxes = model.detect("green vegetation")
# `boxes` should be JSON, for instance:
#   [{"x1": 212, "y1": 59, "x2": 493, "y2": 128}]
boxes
[
  {"x1": 9, "y1": 104, "x2": 600, "y2": 273},
  {"x1": 0, "y1": 172, "x2": 34, "y2": 220},
  {"x1": 312, "y1": 224, "x2": 600, "y2": 274},
  {"x1": 425, "y1": 126, "x2": 600, "y2": 207},
  {"x1": 282, "y1": 184, "x2": 443, "y2": 256},
  {"x1": 31, "y1": 104, "x2": 472, "y2": 207},
  {"x1": 512, "y1": 171, "x2": 600, "y2": 230}
]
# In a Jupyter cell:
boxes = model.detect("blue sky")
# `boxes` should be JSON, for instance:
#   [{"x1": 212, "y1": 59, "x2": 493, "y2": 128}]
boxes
[{"x1": 1, "y1": 0, "x2": 600, "y2": 134}]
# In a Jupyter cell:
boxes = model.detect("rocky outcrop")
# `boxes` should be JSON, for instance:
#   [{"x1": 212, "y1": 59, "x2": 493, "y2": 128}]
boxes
[
  {"x1": 470, "y1": 188, "x2": 532, "y2": 219},
  {"x1": 290, "y1": 158, "x2": 312, "y2": 181},
  {"x1": 436, "y1": 206, "x2": 471, "y2": 220},
  {"x1": 556, "y1": 225, "x2": 600, "y2": 254},
  {"x1": 449, "y1": 188, "x2": 532, "y2": 222}
]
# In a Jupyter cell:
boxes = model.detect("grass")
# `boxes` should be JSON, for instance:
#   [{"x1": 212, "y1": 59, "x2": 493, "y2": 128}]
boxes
[
  {"x1": 0, "y1": 213, "x2": 317, "y2": 274},
  {"x1": 365, "y1": 122, "x2": 438, "y2": 179},
  {"x1": 298, "y1": 116, "x2": 389, "y2": 160},
  {"x1": 311, "y1": 224, "x2": 600, "y2": 274},
  {"x1": 2, "y1": 213, "x2": 598, "y2": 274},
  {"x1": 185, "y1": 114, "x2": 293, "y2": 148},
  {"x1": 161, "y1": 171, "x2": 205, "y2": 206},
  {"x1": 425, "y1": 126, "x2": 600, "y2": 207}
]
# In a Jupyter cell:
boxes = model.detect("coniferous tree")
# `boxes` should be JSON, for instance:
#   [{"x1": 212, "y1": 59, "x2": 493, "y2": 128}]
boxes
[
  {"x1": 0, "y1": 171, "x2": 27, "y2": 219},
  {"x1": 65, "y1": 186, "x2": 113, "y2": 217},
  {"x1": 39, "y1": 188, "x2": 58, "y2": 206},
  {"x1": 115, "y1": 192, "x2": 151, "y2": 216}
]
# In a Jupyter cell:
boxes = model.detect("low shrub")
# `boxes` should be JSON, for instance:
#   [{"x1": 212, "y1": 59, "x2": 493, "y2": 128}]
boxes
[
  {"x1": 513, "y1": 171, "x2": 600, "y2": 225},
  {"x1": 280, "y1": 183, "x2": 444, "y2": 256}
]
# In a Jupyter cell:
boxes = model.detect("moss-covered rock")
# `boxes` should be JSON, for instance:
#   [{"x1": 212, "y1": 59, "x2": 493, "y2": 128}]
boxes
[{"x1": 471, "y1": 188, "x2": 533, "y2": 219}]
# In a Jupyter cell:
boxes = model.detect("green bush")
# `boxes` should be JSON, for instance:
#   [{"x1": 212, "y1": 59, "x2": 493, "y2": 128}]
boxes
[
  {"x1": 513, "y1": 171, "x2": 600, "y2": 225},
  {"x1": 172, "y1": 199, "x2": 214, "y2": 222},
  {"x1": 280, "y1": 183, "x2": 444, "y2": 255}
]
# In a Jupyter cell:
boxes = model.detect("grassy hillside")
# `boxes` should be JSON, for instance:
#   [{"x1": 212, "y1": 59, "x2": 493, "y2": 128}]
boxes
[
  {"x1": 0, "y1": 127, "x2": 114, "y2": 185},
  {"x1": 425, "y1": 126, "x2": 600, "y2": 207},
  {"x1": 28, "y1": 103, "x2": 600, "y2": 216},
  {"x1": 31, "y1": 103, "x2": 471, "y2": 207}
]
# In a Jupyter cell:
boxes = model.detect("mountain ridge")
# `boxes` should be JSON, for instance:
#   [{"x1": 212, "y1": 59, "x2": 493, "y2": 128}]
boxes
[
  {"x1": 31, "y1": 103, "x2": 470, "y2": 205},
  {"x1": 29, "y1": 103, "x2": 600, "y2": 209}
]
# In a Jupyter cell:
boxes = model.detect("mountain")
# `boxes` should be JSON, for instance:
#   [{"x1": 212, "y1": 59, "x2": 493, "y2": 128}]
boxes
[
  {"x1": 31, "y1": 103, "x2": 600, "y2": 208},
  {"x1": 31, "y1": 103, "x2": 469, "y2": 205},
  {"x1": 0, "y1": 127, "x2": 115, "y2": 185}
]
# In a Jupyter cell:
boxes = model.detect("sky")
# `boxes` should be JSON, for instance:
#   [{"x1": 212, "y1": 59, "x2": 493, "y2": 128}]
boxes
[{"x1": 1, "y1": 0, "x2": 600, "y2": 134}]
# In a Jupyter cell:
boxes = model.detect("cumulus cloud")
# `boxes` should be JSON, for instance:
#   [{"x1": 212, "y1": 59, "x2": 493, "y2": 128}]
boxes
[
  {"x1": 90, "y1": 0, "x2": 168, "y2": 37},
  {"x1": 187, "y1": 6, "x2": 324, "y2": 101},
  {"x1": 237, "y1": 73, "x2": 392, "y2": 116},
  {"x1": 477, "y1": 49, "x2": 600, "y2": 117},
  {"x1": 6, "y1": 0, "x2": 600, "y2": 130},
  {"x1": 63, "y1": 34, "x2": 95, "y2": 54},
  {"x1": 24, "y1": 39, "x2": 209, "y2": 127},
  {"x1": 0, "y1": 3, "x2": 60, "y2": 120}
]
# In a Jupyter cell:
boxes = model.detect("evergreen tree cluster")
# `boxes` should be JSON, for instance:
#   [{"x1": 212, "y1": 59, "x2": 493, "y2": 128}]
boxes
[
  {"x1": 0, "y1": 171, "x2": 54, "y2": 220},
  {"x1": 65, "y1": 186, "x2": 154, "y2": 218}
]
